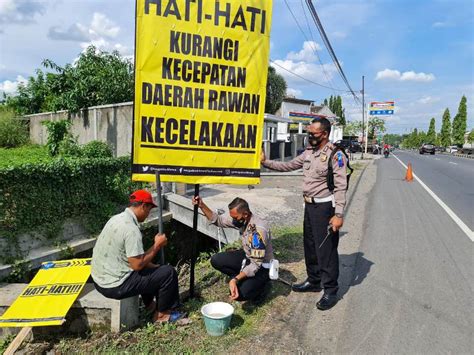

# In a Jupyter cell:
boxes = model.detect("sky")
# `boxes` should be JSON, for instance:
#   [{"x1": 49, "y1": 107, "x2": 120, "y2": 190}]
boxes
[{"x1": 0, "y1": 0, "x2": 473, "y2": 134}]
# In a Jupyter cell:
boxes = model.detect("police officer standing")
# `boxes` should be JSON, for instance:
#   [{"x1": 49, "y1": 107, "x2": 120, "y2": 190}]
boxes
[{"x1": 261, "y1": 117, "x2": 347, "y2": 310}]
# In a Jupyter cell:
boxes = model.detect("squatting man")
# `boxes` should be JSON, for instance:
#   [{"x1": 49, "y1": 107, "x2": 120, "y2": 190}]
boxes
[{"x1": 192, "y1": 196, "x2": 274, "y2": 302}]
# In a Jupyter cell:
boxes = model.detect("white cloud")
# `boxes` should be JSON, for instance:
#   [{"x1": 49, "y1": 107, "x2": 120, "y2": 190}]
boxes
[
  {"x1": 417, "y1": 96, "x2": 440, "y2": 104},
  {"x1": 331, "y1": 31, "x2": 347, "y2": 39},
  {"x1": 272, "y1": 59, "x2": 337, "y2": 86},
  {"x1": 400, "y1": 71, "x2": 435, "y2": 82},
  {"x1": 48, "y1": 12, "x2": 129, "y2": 55},
  {"x1": 375, "y1": 68, "x2": 435, "y2": 82},
  {"x1": 286, "y1": 88, "x2": 302, "y2": 97},
  {"x1": 0, "y1": 0, "x2": 45, "y2": 31},
  {"x1": 432, "y1": 21, "x2": 449, "y2": 28},
  {"x1": 0, "y1": 75, "x2": 28, "y2": 95},
  {"x1": 286, "y1": 41, "x2": 322, "y2": 62}
]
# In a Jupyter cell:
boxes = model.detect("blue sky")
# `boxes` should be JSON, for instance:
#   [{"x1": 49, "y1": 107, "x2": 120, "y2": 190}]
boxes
[{"x1": 0, "y1": 0, "x2": 473, "y2": 134}]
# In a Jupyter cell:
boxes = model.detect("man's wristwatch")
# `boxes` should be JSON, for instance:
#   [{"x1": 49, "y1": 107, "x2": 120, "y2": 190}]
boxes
[{"x1": 335, "y1": 213, "x2": 344, "y2": 218}]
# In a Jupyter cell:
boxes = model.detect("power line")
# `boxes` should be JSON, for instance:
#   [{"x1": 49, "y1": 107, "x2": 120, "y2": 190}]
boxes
[
  {"x1": 305, "y1": 0, "x2": 361, "y2": 105},
  {"x1": 282, "y1": 0, "x2": 340, "y2": 94},
  {"x1": 270, "y1": 59, "x2": 352, "y2": 92},
  {"x1": 298, "y1": 0, "x2": 338, "y2": 93}
]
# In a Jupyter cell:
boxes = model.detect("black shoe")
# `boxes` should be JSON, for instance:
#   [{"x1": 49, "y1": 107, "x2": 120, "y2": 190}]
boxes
[
  {"x1": 291, "y1": 280, "x2": 322, "y2": 293},
  {"x1": 316, "y1": 293, "x2": 338, "y2": 310}
]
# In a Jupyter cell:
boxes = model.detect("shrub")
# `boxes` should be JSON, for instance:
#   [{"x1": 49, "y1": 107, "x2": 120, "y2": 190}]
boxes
[
  {"x1": 81, "y1": 140, "x2": 113, "y2": 158},
  {"x1": 0, "y1": 109, "x2": 29, "y2": 148},
  {"x1": 0, "y1": 156, "x2": 141, "y2": 262},
  {"x1": 42, "y1": 119, "x2": 71, "y2": 156}
]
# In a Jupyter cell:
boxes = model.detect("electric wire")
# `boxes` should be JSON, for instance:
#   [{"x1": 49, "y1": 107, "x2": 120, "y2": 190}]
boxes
[
  {"x1": 270, "y1": 59, "x2": 352, "y2": 92},
  {"x1": 298, "y1": 0, "x2": 338, "y2": 94},
  {"x1": 305, "y1": 0, "x2": 362, "y2": 105},
  {"x1": 282, "y1": 0, "x2": 339, "y2": 94}
]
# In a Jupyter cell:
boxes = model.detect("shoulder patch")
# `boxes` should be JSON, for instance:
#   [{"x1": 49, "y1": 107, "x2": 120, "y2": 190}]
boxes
[{"x1": 336, "y1": 151, "x2": 344, "y2": 167}]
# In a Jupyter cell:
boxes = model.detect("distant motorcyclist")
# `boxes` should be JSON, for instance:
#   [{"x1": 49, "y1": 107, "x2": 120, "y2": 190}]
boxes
[{"x1": 383, "y1": 143, "x2": 390, "y2": 158}]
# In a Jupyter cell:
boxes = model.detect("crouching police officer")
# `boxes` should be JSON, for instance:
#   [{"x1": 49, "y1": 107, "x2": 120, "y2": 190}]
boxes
[
  {"x1": 261, "y1": 117, "x2": 347, "y2": 310},
  {"x1": 192, "y1": 196, "x2": 274, "y2": 303}
]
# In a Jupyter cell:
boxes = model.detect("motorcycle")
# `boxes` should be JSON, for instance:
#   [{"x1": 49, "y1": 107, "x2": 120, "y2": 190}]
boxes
[{"x1": 383, "y1": 148, "x2": 389, "y2": 158}]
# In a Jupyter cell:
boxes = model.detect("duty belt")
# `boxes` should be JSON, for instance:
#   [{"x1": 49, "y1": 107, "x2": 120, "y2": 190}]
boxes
[{"x1": 304, "y1": 195, "x2": 334, "y2": 204}]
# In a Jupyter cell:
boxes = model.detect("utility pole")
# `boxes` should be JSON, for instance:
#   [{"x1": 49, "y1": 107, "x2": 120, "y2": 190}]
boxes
[{"x1": 361, "y1": 75, "x2": 365, "y2": 159}]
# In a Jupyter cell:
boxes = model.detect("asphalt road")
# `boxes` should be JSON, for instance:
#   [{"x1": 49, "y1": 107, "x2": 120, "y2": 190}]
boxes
[
  {"x1": 393, "y1": 150, "x2": 474, "y2": 230},
  {"x1": 336, "y1": 154, "x2": 473, "y2": 353}
]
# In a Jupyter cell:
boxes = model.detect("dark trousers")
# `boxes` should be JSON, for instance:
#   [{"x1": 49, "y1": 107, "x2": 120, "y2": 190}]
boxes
[
  {"x1": 304, "y1": 201, "x2": 339, "y2": 295},
  {"x1": 210, "y1": 250, "x2": 269, "y2": 301},
  {"x1": 94, "y1": 265, "x2": 180, "y2": 312}
]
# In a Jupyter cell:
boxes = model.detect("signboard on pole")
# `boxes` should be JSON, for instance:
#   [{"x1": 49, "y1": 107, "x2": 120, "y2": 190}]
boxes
[
  {"x1": 132, "y1": 0, "x2": 273, "y2": 185},
  {"x1": 0, "y1": 259, "x2": 91, "y2": 327},
  {"x1": 369, "y1": 101, "x2": 394, "y2": 115}
]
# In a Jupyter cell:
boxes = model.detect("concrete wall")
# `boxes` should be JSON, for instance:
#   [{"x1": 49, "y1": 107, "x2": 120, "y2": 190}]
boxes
[{"x1": 27, "y1": 102, "x2": 134, "y2": 157}]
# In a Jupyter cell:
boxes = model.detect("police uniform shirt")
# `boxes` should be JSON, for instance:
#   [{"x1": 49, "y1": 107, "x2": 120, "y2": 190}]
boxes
[
  {"x1": 262, "y1": 142, "x2": 347, "y2": 215},
  {"x1": 210, "y1": 212, "x2": 274, "y2": 277}
]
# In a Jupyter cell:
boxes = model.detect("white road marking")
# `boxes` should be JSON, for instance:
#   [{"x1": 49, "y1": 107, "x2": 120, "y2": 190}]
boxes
[
  {"x1": 393, "y1": 154, "x2": 474, "y2": 242},
  {"x1": 435, "y1": 158, "x2": 440, "y2": 161},
  {"x1": 449, "y1": 162, "x2": 458, "y2": 165}
]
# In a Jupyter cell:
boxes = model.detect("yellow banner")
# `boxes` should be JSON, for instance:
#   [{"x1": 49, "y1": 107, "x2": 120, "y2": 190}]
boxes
[
  {"x1": 0, "y1": 259, "x2": 91, "y2": 327},
  {"x1": 132, "y1": 0, "x2": 273, "y2": 184}
]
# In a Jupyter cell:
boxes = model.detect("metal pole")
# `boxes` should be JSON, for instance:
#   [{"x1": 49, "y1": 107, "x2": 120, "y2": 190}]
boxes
[
  {"x1": 190, "y1": 184, "x2": 200, "y2": 298},
  {"x1": 155, "y1": 171, "x2": 165, "y2": 265},
  {"x1": 362, "y1": 75, "x2": 367, "y2": 157}
]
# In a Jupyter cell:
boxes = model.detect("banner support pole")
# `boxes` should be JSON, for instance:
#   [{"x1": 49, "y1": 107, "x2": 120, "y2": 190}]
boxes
[
  {"x1": 190, "y1": 184, "x2": 200, "y2": 298},
  {"x1": 155, "y1": 171, "x2": 165, "y2": 265}
]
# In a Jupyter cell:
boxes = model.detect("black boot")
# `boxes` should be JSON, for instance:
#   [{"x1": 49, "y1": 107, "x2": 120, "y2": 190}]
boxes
[
  {"x1": 316, "y1": 293, "x2": 338, "y2": 310},
  {"x1": 291, "y1": 279, "x2": 322, "y2": 293}
]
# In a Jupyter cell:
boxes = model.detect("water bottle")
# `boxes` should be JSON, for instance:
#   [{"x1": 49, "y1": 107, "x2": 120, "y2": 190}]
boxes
[{"x1": 269, "y1": 259, "x2": 279, "y2": 280}]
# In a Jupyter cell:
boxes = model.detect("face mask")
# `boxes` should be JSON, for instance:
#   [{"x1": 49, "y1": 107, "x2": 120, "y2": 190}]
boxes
[
  {"x1": 308, "y1": 134, "x2": 323, "y2": 147},
  {"x1": 232, "y1": 218, "x2": 246, "y2": 228}
]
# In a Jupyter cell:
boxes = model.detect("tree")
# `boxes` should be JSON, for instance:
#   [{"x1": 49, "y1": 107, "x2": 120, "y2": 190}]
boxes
[
  {"x1": 383, "y1": 134, "x2": 403, "y2": 147},
  {"x1": 323, "y1": 95, "x2": 346, "y2": 126},
  {"x1": 344, "y1": 120, "x2": 363, "y2": 136},
  {"x1": 439, "y1": 108, "x2": 452, "y2": 147},
  {"x1": 5, "y1": 46, "x2": 134, "y2": 115},
  {"x1": 265, "y1": 66, "x2": 287, "y2": 114},
  {"x1": 426, "y1": 117, "x2": 436, "y2": 143},
  {"x1": 467, "y1": 129, "x2": 474, "y2": 143},
  {"x1": 368, "y1": 117, "x2": 386, "y2": 139},
  {"x1": 452, "y1": 95, "x2": 467, "y2": 146}
]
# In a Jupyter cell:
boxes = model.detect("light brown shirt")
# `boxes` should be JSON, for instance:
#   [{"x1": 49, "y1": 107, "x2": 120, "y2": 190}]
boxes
[
  {"x1": 210, "y1": 212, "x2": 274, "y2": 277},
  {"x1": 262, "y1": 142, "x2": 347, "y2": 215}
]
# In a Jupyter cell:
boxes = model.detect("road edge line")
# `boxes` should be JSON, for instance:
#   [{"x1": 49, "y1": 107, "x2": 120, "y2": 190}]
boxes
[{"x1": 393, "y1": 154, "x2": 474, "y2": 242}]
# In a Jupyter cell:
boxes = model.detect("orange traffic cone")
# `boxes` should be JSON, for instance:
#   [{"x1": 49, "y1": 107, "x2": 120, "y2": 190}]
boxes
[{"x1": 405, "y1": 163, "x2": 413, "y2": 182}]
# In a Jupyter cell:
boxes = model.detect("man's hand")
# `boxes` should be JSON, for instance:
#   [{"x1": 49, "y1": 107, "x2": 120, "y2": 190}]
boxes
[
  {"x1": 260, "y1": 150, "x2": 266, "y2": 163},
  {"x1": 329, "y1": 216, "x2": 343, "y2": 232},
  {"x1": 154, "y1": 233, "x2": 167, "y2": 249},
  {"x1": 229, "y1": 279, "x2": 239, "y2": 301},
  {"x1": 192, "y1": 196, "x2": 203, "y2": 208}
]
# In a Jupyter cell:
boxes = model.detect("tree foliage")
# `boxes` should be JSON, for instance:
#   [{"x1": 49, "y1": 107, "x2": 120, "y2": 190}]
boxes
[
  {"x1": 0, "y1": 108, "x2": 29, "y2": 148},
  {"x1": 324, "y1": 95, "x2": 346, "y2": 126},
  {"x1": 383, "y1": 134, "x2": 403, "y2": 147},
  {"x1": 5, "y1": 46, "x2": 134, "y2": 115},
  {"x1": 467, "y1": 129, "x2": 474, "y2": 143},
  {"x1": 452, "y1": 95, "x2": 467, "y2": 146},
  {"x1": 426, "y1": 117, "x2": 436, "y2": 143},
  {"x1": 265, "y1": 66, "x2": 287, "y2": 114},
  {"x1": 439, "y1": 108, "x2": 452, "y2": 147}
]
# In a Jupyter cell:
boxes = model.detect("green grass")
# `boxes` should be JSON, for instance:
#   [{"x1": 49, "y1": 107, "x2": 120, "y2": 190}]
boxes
[
  {"x1": 0, "y1": 144, "x2": 50, "y2": 168},
  {"x1": 17, "y1": 226, "x2": 304, "y2": 354}
]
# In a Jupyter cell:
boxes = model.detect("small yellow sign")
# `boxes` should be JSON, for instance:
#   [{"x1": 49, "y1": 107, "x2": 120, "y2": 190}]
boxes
[{"x1": 0, "y1": 259, "x2": 91, "y2": 327}]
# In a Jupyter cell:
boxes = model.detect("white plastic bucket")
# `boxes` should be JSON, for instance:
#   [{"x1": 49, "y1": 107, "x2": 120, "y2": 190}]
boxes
[{"x1": 200, "y1": 302, "x2": 234, "y2": 336}]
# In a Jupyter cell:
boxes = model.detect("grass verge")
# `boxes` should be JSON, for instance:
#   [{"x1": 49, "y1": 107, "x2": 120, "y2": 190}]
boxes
[{"x1": 15, "y1": 226, "x2": 304, "y2": 354}]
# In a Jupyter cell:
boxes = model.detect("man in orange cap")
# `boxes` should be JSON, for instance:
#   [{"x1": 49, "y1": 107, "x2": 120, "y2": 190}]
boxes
[{"x1": 91, "y1": 190, "x2": 188, "y2": 324}]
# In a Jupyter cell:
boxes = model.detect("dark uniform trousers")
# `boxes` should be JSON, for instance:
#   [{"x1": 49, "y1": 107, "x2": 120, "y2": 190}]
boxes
[
  {"x1": 210, "y1": 250, "x2": 270, "y2": 301},
  {"x1": 304, "y1": 201, "x2": 339, "y2": 295}
]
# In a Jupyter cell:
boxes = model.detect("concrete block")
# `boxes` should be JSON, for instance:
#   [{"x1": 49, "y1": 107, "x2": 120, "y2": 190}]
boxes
[
  {"x1": 164, "y1": 193, "x2": 240, "y2": 244},
  {"x1": 0, "y1": 283, "x2": 139, "y2": 338}
]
